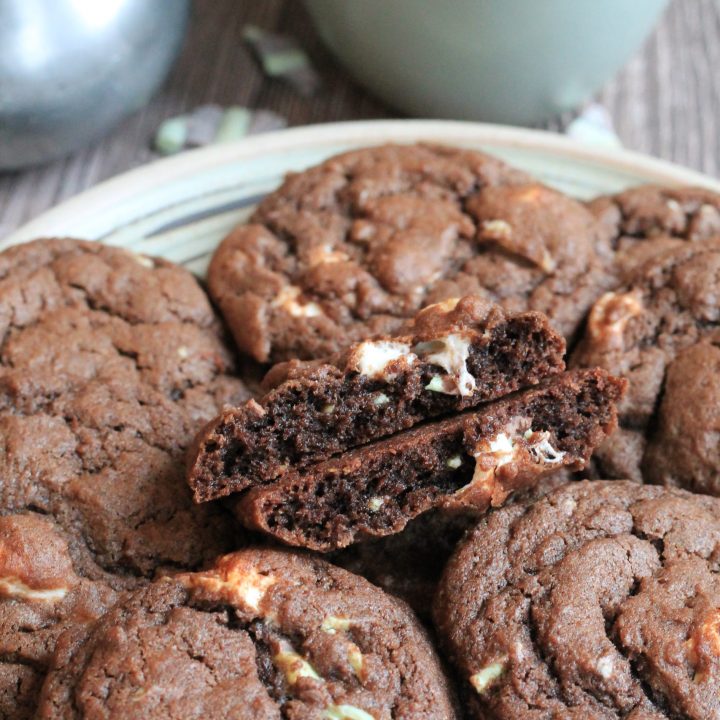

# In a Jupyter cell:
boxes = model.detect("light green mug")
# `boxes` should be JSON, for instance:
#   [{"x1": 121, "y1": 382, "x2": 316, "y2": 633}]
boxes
[{"x1": 304, "y1": 0, "x2": 670, "y2": 125}]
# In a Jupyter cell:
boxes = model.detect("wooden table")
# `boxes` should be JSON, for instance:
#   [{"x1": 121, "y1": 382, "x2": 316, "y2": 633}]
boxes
[{"x1": 1, "y1": 0, "x2": 718, "y2": 238}]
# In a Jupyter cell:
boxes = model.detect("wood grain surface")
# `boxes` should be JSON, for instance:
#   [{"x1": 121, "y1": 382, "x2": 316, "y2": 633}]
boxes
[{"x1": 1, "y1": 0, "x2": 718, "y2": 238}]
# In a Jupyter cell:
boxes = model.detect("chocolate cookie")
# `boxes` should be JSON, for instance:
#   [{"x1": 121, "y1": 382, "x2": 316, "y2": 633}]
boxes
[
  {"x1": 0, "y1": 513, "x2": 122, "y2": 720},
  {"x1": 643, "y1": 342, "x2": 720, "y2": 494},
  {"x1": 434, "y1": 480, "x2": 720, "y2": 720},
  {"x1": 208, "y1": 143, "x2": 609, "y2": 362},
  {"x1": 572, "y1": 238, "x2": 720, "y2": 491},
  {"x1": 237, "y1": 369, "x2": 624, "y2": 551},
  {"x1": 188, "y1": 295, "x2": 566, "y2": 502},
  {"x1": 0, "y1": 238, "x2": 249, "y2": 575},
  {"x1": 38, "y1": 548, "x2": 458, "y2": 720},
  {"x1": 589, "y1": 185, "x2": 720, "y2": 253}
]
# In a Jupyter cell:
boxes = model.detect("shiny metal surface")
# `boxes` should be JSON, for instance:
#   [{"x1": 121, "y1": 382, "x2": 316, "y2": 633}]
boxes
[{"x1": 0, "y1": 0, "x2": 189, "y2": 169}]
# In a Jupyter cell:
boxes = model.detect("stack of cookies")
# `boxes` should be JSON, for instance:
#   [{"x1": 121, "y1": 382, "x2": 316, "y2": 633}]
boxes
[{"x1": 2, "y1": 144, "x2": 720, "y2": 719}]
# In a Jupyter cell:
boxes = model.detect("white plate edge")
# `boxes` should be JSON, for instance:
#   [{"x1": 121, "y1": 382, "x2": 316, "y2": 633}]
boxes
[{"x1": 7, "y1": 118, "x2": 720, "y2": 247}]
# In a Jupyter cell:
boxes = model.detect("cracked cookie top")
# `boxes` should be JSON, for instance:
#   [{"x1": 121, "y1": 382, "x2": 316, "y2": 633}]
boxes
[
  {"x1": 208, "y1": 143, "x2": 609, "y2": 362},
  {"x1": 0, "y1": 238, "x2": 250, "y2": 576},
  {"x1": 434, "y1": 480, "x2": 720, "y2": 720},
  {"x1": 38, "y1": 548, "x2": 458, "y2": 720}
]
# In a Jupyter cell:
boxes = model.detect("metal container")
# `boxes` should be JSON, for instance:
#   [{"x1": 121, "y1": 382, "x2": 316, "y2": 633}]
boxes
[{"x1": 0, "y1": 0, "x2": 189, "y2": 169}]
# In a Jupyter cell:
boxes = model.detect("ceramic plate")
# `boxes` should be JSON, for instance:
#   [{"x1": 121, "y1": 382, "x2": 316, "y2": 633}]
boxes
[{"x1": 7, "y1": 119, "x2": 720, "y2": 277}]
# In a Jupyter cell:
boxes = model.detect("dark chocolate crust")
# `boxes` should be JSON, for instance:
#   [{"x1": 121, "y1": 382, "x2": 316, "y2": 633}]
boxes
[
  {"x1": 434, "y1": 480, "x2": 720, "y2": 720},
  {"x1": 208, "y1": 143, "x2": 609, "y2": 362},
  {"x1": 187, "y1": 296, "x2": 566, "y2": 502},
  {"x1": 38, "y1": 549, "x2": 458, "y2": 720},
  {"x1": 237, "y1": 369, "x2": 625, "y2": 551}
]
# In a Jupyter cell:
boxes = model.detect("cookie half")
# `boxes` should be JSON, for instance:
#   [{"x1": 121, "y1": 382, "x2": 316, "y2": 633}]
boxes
[
  {"x1": 0, "y1": 238, "x2": 250, "y2": 576},
  {"x1": 434, "y1": 480, "x2": 720, "y2": 720},
  {"x1": 237, "y1": 369, "x2": 625, "y2": 551},
  {"x1": 572, "y1": 237, "x2": 720, "y2": 493},
  {"x1": 38, "y1": 548, "x2": 458, "y2": 720},
  {"x1": 187, "y1": 295, "x2": 566, "y2": 502},
  {"x1": 208, "y1": 143, "x2": 609, "y2": 362}
]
